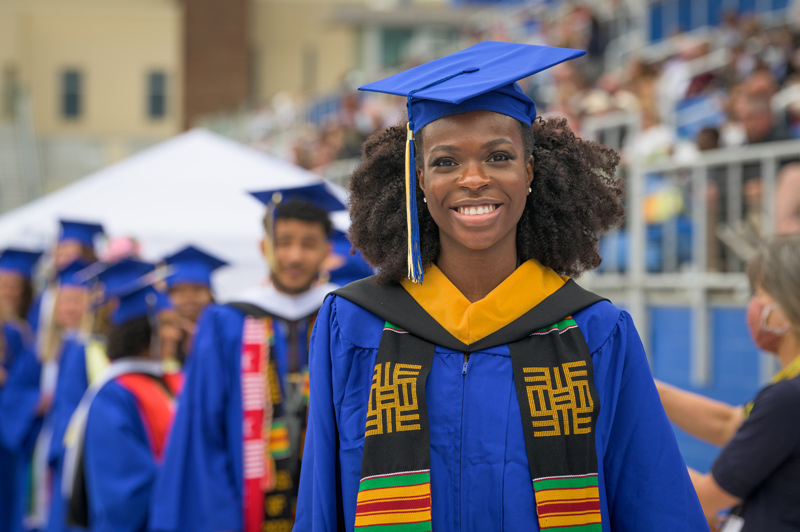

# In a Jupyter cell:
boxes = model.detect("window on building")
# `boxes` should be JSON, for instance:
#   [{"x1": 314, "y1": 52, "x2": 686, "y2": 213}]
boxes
[
  {"x1": 381, "y1": 29, "x2": 413, "y2": 69},
  {"x1": 147, "y1": 71, "x2": 167, "y2": 119},
  {"x1": 2, "y1": 66, "x2": 18, "y2": 119},
  {"x1": 61, "y1": 70, "x2": 82, "y2": 119}
]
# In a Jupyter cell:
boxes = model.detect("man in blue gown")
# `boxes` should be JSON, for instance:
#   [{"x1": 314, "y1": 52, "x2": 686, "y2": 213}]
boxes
[{"x1": 152, "y1": 184, "x2": 343, "y2": 532}]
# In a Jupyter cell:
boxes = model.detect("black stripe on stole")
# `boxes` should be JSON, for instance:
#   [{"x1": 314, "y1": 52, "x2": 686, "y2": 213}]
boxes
[
  {"x1": 360, "y1": 326, "x2": 435, "y2": 478},
  {"x1": 509, "y1": 327, "x2": 600, "y2": 480}
]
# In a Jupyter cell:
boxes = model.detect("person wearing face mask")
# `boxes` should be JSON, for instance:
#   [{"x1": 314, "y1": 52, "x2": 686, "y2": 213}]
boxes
[{"x1": 656, "y1": 234, "x2": 800, "y2": 531}]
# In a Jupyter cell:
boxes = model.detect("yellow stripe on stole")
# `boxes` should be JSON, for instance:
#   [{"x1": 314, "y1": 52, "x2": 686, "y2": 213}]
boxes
[
  {"x1": 535, "y1": 486, "x2": 599, "y2": 503},
  {"x1": 356, "y1": 483, "x2": 430, "y2": 503},
  {"x1": 355, "y1": 509, "x2": 431, "y2": 527},
  {"x1": 539, "y1": 513, "x2": 603, "y2": 528}
]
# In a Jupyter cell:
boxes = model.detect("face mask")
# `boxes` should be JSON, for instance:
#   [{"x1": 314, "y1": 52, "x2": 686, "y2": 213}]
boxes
[{"x1": 746, "y1": 299, "x2": 789, "y2": 354}]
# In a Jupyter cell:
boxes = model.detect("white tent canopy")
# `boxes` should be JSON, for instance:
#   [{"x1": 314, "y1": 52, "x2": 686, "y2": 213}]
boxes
[{"x1": 0, "y1": 129, "x2": 349, "y2": 298}]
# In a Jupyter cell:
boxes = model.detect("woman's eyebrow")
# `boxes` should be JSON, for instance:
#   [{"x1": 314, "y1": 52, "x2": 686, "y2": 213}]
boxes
[
  {"x1": 429, "y1": 144, "x2": 460, "y2": 153},
  {"x1": 482, "y1": 138, "x2": 513, "y2": 149},
  {"x1": 429, "y1": 138, "x2": 513, "y2": 153}
]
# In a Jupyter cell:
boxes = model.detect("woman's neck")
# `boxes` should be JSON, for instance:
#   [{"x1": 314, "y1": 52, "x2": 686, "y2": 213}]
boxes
[
  {"x1": 776, "y1": 330, "x2": 800, "y2": 369},
  {"x1": 436, "y1": 236, "x2": 518, "y2": 303}
]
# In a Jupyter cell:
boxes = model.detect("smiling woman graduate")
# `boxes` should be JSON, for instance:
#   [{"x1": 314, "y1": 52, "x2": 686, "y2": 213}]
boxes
[{"x1": 294, "y1": 41, "x2": 709, "y2": 532}]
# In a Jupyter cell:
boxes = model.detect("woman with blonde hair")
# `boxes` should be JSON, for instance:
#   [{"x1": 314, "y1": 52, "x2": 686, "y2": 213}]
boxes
[
  {"x1": 0, "y1": 249, "x2": 42, "y2": 532},
  {"x1": 657, "y1": 234, "x2": 800, "y2": 531},
  {"x1": 0, "y1": 259, "x2": 93, "y2": 532}
]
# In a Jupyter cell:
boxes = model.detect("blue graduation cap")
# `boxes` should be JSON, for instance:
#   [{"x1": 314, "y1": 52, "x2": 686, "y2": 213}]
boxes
[
  {"x1": 328, "y1": 229, "x2": 374, "y2": 286},
  {"x1": 163, "y1": 245, "x2": 228, "y2": 290},
  {"x1": 95, "y1": 259, "x2": 155, "y2": 297},
  {"x1": 59, "y1": 219, "x2": 105, "y2": 248},
  {"x1": 358, "y1": 40, "x2": 585, "y2": 283},
  {"x1": 57, "y1": 259, "x2": 93, "y2": 288},
  {"x1": 0, "y1": 248, "x2": 44, "y2": 280},
  {"x1": 249, "y1": 182, "x2": 345, "y2": 213},
  {"x1": 109, "y1": 276, "x2": 173, "y2": 326}
]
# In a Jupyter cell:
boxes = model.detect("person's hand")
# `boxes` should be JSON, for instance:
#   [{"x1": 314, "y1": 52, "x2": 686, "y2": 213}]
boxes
[{"x1": 36, "y1": 393, "x2": 54, "y2": 417}]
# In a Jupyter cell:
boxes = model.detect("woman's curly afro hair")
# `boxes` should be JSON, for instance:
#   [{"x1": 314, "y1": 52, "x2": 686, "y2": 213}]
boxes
[{"x1": 348, "y1": 116, "x2": 624, "y2": 284}]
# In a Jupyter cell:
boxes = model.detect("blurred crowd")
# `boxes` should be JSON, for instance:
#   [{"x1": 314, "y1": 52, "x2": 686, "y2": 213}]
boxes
[{"x1": 235, "y1": 8, "x2": 800, "y2": 173}]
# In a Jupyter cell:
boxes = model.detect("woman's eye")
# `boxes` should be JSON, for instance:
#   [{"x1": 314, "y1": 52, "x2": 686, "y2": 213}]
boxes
[
  {"x1": 431, "y1": 158, "x2": 457, "y2": 167},
  {"x1": 488, "y1": 152, "x2": 512, "y2": 162}
]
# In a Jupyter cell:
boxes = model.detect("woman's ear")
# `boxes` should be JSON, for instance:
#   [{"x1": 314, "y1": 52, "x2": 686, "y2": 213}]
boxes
[
  {"x1": 526, "y1": 155, "x2": 534, "y2": 188},
  {"x1": 417, "y1": 168, "x2": 425, "y2": 194}
]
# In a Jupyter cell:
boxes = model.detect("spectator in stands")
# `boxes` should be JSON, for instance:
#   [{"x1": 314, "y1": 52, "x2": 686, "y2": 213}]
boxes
[
  {"x1": 656, "y1": 234, "x2": 800, "y2": 531},
  {"x1": 775, "y1": 163, "x2": 800, "y2": 234},
  {"x1": 624, "y1": 104, "x2": 675, "y2": 163},
  {"x1": 741, "y1": 96, "x2": 790, "y2": 145}
]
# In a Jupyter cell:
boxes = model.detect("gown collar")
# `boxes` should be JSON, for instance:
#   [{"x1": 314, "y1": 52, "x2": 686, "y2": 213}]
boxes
[
  {"x1": 232, "y1": 282, "x2": 338, "y2": 321},
  {"x1": 400, "y1": 260, "x2": 567, "y2": 345}
]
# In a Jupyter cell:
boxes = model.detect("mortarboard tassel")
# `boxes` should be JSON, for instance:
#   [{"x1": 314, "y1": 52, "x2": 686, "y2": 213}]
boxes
[
  {"x1": 263, "y1": 195, "x2": 281, "y2": 277},
  {"x1": 405, "y1": 122, "x2": 424, "y2": 284}
]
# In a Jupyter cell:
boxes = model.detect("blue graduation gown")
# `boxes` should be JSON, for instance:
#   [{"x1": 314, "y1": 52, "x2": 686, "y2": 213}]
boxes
[
  {"x1": 151, "y1": 304, "x2": 247, "y2": 532},
  {"x1": 47, "y1": 338, "x2": 89, "y2": 532},
  {"x1": 26, "y1": 292, "x2": 43, "y2": 336},
  {"x1": 0, "y1": 322, "x2": 34, "y2": 532},
  {"x1": 151, "y1": 283, "x2": 336, "y2": 532},
  {"x1": 294, "y1": 295, "x2": 709, "y2": 532},
  {"x1": 0, "y1": 334, "x2": 86, "y2": 532},
  {"x1": 0, "y1": 335, "x2": 44, "y2": 532},
  {"x1": 83, "y1": 381, "x2": 159, "y2": 532}
]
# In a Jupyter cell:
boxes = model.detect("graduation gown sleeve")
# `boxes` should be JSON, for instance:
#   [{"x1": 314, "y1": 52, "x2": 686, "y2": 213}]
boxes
[
  {"x1": 150, "y1": 304, "x2": 245, "y2": 532},
  {"x1": 294, "y1": 296, "x2": 346, "y2": 532},
  {"x1": 49, "y1": 339, "x2": 89, "y2": 466},
  {"x1": 0, "y1": 342, "x2": 42, "y2": 454},
  {"x1": 1, "y1": 322, "x2": 34, "y2": 532},
  {"x1": 83, "y1": 381, "x2": 156, "y2": 532},
  {"x1": 581, "y1": 307, "x2": 708, "y2": 532}
]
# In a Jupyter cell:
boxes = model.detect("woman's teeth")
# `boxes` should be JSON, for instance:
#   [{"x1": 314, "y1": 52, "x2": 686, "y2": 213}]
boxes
[{"x1": 457, "y1": 205, "x2": 497, "y2": 215}]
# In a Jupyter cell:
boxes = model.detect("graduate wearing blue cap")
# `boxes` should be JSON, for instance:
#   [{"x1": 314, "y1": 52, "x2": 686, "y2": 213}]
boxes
[
  {"x1": 55, "y1": 221, "x2": 104, "y2": 270},
  {"x1": 162, "y1": 245, "x2": 227, "y2": 352},
  {"x1": 151, "y1": 183, "x2": 342, "y2": 532},
  {"x1": 0, "y1": 262, "x2": 36, "y2": 532},
  {"x1": 61, "y1": 272, "x2": 180, "y2": 532},
  {"x1": 0, "y1": 258, "x2": 94, "y2": 532},
  {"x1": 324, "y1": 230, "x2": 375, "y2": 287},
  {"x1": 291, "y1": 41, "x2": 707, "y2": 532},
  {"x1": 26, "y1": 220, "x2": 104, "y2": 357},
  {"x1": 0, "y1": 248, "x2": 43, "y2": 322}
]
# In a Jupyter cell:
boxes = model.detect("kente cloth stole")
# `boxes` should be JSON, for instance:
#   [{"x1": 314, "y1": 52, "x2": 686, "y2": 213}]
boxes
[
  {"x1": 241, "y1": 316, "x2": 274, "y2": 532},
  {"x1": 355, "y1": 317, "x2": 602, "y2": 532},
  {"x1": 240, "y1": 312, "x2": 311, "y2": 531}
]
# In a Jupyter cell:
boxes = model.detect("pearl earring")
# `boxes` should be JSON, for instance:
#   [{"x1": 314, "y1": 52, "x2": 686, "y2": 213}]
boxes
[
  {"x1": 527, "y1": 187, "x2": 532, "y2": 194},
  {"x1": 423, "y1": 197, "x2": 427, "y2": 203}
]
